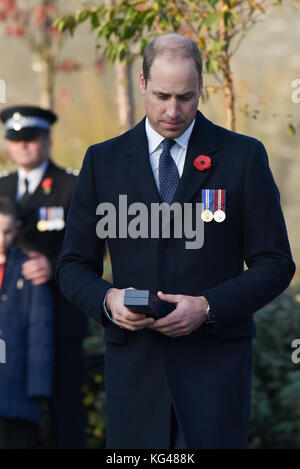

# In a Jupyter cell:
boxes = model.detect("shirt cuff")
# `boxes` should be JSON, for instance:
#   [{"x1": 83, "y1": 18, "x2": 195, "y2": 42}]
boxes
[{"x1": 103, "y1": 288, "x2": 116, "y2": 324}]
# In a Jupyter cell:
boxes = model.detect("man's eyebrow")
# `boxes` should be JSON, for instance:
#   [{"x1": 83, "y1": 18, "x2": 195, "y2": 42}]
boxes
[
  {"x1": 152, "y1": 90, "x2": 195, "y2": 97},
  {"x1": 153, "y1": 90, "x2": 171, "y2": 97}
]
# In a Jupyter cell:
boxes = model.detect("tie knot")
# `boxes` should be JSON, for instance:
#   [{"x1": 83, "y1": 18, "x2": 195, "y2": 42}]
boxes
[{"x1": 163, "y1": 138, "x2": 175, "y2": 153}]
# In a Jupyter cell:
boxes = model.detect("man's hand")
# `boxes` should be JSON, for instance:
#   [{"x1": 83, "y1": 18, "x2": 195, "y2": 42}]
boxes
[
  {"x1": 105, "y1": 287, "x2": 155, "y2": 331},
  {"x1": 22, "y1": 251, "x2": 53, "y2": 286},
  {"x1": 148, "y1": 291, "x2": 208, "y2": 337}
]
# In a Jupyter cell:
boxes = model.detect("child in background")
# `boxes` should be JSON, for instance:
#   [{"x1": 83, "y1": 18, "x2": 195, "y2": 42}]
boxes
[{"x1": 0, "y1": 196, "x2": 53, "y2": 449}]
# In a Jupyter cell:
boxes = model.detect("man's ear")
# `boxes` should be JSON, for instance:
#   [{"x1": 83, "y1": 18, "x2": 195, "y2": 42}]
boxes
[{"x1": 139, "y1": 72, "x2": 146, "y2": 95}]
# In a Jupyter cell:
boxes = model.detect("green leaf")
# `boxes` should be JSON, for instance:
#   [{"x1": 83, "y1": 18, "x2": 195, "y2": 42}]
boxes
[
  {"x1": 224, "y1": 11, "x2": 234, "y2": 29},
  {"x1": 120, "y1": 25, "x2": 134, "y2": 40},
  {"x1": 206, "y1": 60, "x2": 213, "y2": 73},
  {"x1": 206, "y1": 39, "x2": 227, "y2": 53},
  {"x1": 76, "y1": 10, "x2": 90, "y2": 24},
  {"x1": 214, "y1": 11, "x2": 223, "y2": 29},
  {"x1": 53, "y1": 16, "x2": 75, "y2": 34},
  {"x1": 141, "y1": 38, "x2": 149, "y2": 54},
  {"x1": 287, "y1": 123, "x2": 296, "y2": 136},
  {"x1": 108, "y1": 43, "x2": 119, "y2": 64},
  {"x1": 91, "y1": 12, "x2": 100, "y2": 29},
  {"x1": 119, "y1": 47, "x2": 127, "y2": 61},
  {"x1": 231, "y1": 9, "x2": 240, "y2": 22},
  {"x1": 145, "y1": 11, "x2": 157, "y2": 27},
  {"x1": 204, "y1": 11, "x2": 216, "y2": 28}
]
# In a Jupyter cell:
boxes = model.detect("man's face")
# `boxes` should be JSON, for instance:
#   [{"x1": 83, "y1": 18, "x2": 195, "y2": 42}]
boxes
[
  {"x1": 139, "y1": 55, "x2": 202, "y2": 138},
  {"x1": 6, "y1": 134, "x2": 52, "y2": 172},
  {"x1": 0, "y1": 213, "x2": 17, "y2": 260}
]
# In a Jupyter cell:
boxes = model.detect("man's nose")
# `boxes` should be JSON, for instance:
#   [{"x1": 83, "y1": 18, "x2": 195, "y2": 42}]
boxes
[{"x1": 166, "y1": 99, "x2": 179, "y2": 119}]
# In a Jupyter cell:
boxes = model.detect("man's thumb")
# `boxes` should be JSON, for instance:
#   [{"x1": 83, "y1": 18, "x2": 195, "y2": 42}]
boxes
[{"x1": 157, "y1": 291, "x2": 178, "y2": 303}]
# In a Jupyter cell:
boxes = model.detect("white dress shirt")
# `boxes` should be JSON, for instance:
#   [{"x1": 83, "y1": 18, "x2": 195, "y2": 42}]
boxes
[
  {"x1": 17, "y1": 160, "x2": 49, "y2": 202},
  {"x1": 146, "y1": 117, "x2": 195, "y2": 191},
  {"x1": 103, "y1": 118, "x2": 196, "y2": 323}
]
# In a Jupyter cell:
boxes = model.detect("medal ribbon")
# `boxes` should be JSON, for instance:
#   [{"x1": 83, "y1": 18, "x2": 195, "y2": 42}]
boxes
[
  {"x1": 54, "y1": 206, "x2": 61, "y2": 221},
  {"x1": 39, "y1": 207, "x2": 47, "y2": 221},
  {"x1": 58, "y1": 206, "x2": 64, "y2": 220},
  {"x1": 202, "y1": 189, "x2": 214, "y2": 212},
  {"x1": 214, "y1": 189, "x2": 225, "y2": 211}
]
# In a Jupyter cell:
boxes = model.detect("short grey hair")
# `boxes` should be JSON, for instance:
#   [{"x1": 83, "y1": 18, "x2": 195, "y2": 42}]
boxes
[{"x1": 142, "y1": 34, "x2": 203, "y2": 86}]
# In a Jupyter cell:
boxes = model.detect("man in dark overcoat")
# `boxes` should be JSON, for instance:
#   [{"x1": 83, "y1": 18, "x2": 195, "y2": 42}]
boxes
[{"x1": 56, "y1": 34, "x2": 295, "y2": 449}]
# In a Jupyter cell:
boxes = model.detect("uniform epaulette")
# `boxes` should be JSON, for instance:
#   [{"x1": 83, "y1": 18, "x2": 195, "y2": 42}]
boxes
[
  {"x1": 0, "y1": 170, "x2": 9, "y2": 178},
  {"x1": 65, "y1": 167, "x2": 79, "y2": 176}
]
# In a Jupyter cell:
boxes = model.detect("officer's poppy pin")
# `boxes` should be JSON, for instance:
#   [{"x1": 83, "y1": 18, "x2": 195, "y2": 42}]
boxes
[{"x1": 41, "y1": 177, "x2": 53, "y2": 195}]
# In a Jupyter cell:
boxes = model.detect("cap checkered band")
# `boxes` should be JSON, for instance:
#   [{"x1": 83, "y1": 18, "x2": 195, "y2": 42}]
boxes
[{"x1": 6, "y1": 115, "x2": 50, "y2": 131}]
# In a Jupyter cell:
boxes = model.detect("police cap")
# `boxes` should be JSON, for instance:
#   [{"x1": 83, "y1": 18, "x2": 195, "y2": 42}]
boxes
[{"x1": 0, "y1": 105, "x2": 57, "y2": 141}]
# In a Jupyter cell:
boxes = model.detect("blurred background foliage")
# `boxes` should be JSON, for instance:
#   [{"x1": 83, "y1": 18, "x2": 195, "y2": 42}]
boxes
[
  {"x1": 0, "y1": 0, "x2": 300, "y2": 449},
  {"x1": 248, "y1": 280, "x2": 300, "y2": 449}
]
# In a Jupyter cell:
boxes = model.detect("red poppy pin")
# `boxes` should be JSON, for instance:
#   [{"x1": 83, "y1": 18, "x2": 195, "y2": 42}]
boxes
[
  {"x1": 193, "y1": 155, "x2": 211, "y2": 171},
  {"x1": 41, "y1": 177, "x2": 53, "y2": 195}
]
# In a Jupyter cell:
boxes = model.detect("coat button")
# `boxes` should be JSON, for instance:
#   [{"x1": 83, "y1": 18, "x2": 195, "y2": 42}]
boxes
[{"x1": 0, "y1": 294, "x2": 8, "y2": 302}]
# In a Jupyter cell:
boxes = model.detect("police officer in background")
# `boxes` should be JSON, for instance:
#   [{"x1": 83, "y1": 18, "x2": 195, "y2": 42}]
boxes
[{"x1": 0, "y1": 105, "x2": 88, "y2": 449}]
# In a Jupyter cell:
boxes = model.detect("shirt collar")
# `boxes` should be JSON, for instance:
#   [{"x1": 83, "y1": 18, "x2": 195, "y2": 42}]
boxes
[
  {"x1": 18, "y1": 159, "x2": 49, "y2": 184},
  {"x1": 145, "y1": 117, "x2": 195, "y2": 154}
]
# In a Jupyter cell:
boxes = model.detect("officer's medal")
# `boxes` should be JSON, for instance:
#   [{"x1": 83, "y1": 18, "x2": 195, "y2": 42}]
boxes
[
  {"x1": 37, "y1": 207, "x2": 48, "y2": 231},
  {"x1": 37, "y1": 206, "x2": 65, "y2": 231}
]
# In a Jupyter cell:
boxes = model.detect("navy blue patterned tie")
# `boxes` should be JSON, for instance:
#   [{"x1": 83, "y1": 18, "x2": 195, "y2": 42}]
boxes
[{"x1": 159, "y1": 139, "x2": 179, "y2": 204}]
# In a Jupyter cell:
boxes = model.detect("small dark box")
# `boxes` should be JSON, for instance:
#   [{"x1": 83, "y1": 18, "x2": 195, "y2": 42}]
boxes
[{"x1": 124, "y1": 290, "x2": 165, "y2": 319}]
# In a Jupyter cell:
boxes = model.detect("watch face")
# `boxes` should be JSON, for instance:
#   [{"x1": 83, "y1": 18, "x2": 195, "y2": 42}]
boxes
[{"x1": 205, "y1": 305, "x2": 214, "y2": 322}]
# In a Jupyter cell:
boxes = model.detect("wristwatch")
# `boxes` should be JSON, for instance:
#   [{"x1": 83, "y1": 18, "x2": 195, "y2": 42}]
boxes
[{"x1": 205, "y1": 303, "x2": 215, "y2": 324}]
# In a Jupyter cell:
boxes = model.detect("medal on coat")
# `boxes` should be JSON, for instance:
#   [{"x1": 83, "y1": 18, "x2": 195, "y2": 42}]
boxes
[
  {"x1": 54, "y1": 206, "x2": 65, "y2": 230},
  {"x1": 36, "y1": 206, "x2": 65, "y2": 231},
  {"x1": 47, "y1": 207, "x2": 55, "y2": 231},
  {"x1": 201, "y1": 189, "x2": 214, "y2": 222},
  {"x1": 213, "y1": 189, "x2": 226, "y2": 222},
  {"x1": 37, "y1": 207, "x2": 48, "y2": 232}
]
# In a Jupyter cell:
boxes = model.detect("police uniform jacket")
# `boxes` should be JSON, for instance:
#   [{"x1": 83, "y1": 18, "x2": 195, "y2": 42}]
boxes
[{"x1": 0, "y1": 160, "x2": 88, "y2": 340}]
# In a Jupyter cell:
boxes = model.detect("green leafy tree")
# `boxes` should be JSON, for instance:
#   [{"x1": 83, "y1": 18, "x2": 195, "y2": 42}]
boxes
[{"x1": 55, "y1": 0, "x2": 300, "y2": 131}]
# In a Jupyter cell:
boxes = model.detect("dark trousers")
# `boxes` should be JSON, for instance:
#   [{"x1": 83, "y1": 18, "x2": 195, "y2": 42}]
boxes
[
  {"x1": 50, "y1": 340, "x2": 86, "y2": 449},
  {"x1": 0, "y1": 417, "x2": 38, "y2": 449},
  {"x1": 169, "y1": 406, "x2": 188, "y2": 449}
]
